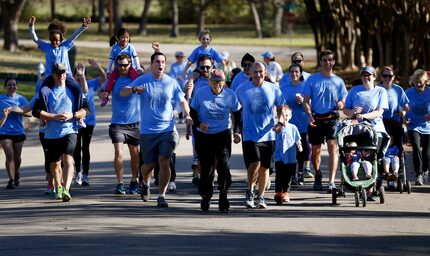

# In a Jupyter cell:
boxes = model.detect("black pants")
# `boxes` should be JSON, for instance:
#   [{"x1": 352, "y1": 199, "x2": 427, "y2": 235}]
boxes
[
  {"x1": 39, "y1": 132, "x2": 50, "y2": 174},
  {"x1": 195, "y1": 129, "x2": 232, "y2": 199},
  {"x1": 275, "y1": 161, "x2": 296, "y2": 193},
  {"x1": 296, "y1": 132, "x2": 311, "y2": 171},
  {"x1": 74, "y1": 125, "x2": 95, "y2": 175},
  {"x1": 408, "y1": 131, "x2": 430, "y2": 177}
]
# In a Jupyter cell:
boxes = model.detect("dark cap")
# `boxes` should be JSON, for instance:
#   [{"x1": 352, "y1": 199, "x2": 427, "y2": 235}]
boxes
[
  {"x1": 53, "y1": 63, "x2": 66, "y2": 74},
  {"x1": 241, "y1": 53, "x2": 255, "y2": 67}
]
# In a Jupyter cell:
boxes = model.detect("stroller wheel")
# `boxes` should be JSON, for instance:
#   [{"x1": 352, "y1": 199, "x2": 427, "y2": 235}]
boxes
[
  {"x1": 406, "y1": 181, "x2": 412, "y2": 194},
  {"x1": 354, "y1": 190, "x2": 360, "y2": 207},
  {"x1": 361, "y1": 188, "x2": 367, "y2": 207},
  {"x1": 331, "y1": 187, "x2": 337, "y2": 205},
  {"x1": 398, "y1": 179, "x2": 404, "y2": 194},
  {"x1": 379, "y1": 186, "x2": 385, "y2": 204}
]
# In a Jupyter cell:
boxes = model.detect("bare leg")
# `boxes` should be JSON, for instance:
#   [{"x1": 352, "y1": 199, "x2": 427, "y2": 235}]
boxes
[
  {"x1": 128, "y1": 144, "x2": 139, "y2": 180},
  {"x1": 158, "y1": 155, "x2": 171, "y2": 196},
  {"x1": 257, "y1": 167, "x2": 269, "y2": 197},
  {"x1": 311, "y1": 144, "x2": 322, "y2": 174},
  {"x1": 113, "y1": 143, "x2": 124, "y2": 184},
  {"x1": 247, "y1": 161, "x2": 260, "y2": 191},
  {"x1": 327, "y1": 139, "x2": 338, "y2": 183},
  {"x1": 62, "y1": 154, "x2": 75, "y2": 190},
  {"x1": 0, "y1": 140, "x2": 15, "y2": 180}
]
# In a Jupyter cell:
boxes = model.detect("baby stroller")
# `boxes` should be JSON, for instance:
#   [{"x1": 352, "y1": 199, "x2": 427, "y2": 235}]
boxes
[
  {"x1": 378, "y1": 118, "x2": 411, "y2": 194},
  {"x1": 332, "y1": 119, "x2": 386, "y2": 207}
]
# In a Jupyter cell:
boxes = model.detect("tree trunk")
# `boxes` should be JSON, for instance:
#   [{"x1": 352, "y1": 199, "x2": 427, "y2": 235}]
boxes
[
  {"x1": 170, "y1": 0, "x2": 179, "y2": 38},
  {"x1": 137, "y1": 0, "x2": 152, "y2": 35},
  {"x1": 113, "y1": 0, "x2": 121, "y2": 32},
  {"x1": 92, "y1": 0, "x2": 97, "y2": 21},
  {"x1": 98, "y1": 0, "x2": 106, "y2": 33},
  {"x1": 273, "y1": 0, "x2": 283, "y2": 36},
  {"x1": 249, "y1": 1, "x2": 262, "y2": 38},
  {"x1": 51, "y1": 0, "x2": 56, "y2": 19},
  {"x1": 303, "y1": 0, "x2": 321, "y2": 64},
  {"x1": 2, "y1": 0, "x2": 27, "y2": 52},
  {"x1": 197, "y1": 0, "x2": 210, "y2": 33}
]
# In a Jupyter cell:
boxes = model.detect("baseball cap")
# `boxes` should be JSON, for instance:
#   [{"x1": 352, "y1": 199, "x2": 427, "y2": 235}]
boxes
[
  {"x1": 261, "y1": 51, "x2": 274, "y2": 59},
  {"x1": 53, "y1": 63, "x2": 66, "y2": 74},
  {"x1": 210, "y1": 69, "x2": 225, "y2": 81},
  {"x1": 175, "y1": 51, "x2": 184, "y2": 57},
  {"x1": 360, "y1": 66, "x2": 376, "y2": 76}
]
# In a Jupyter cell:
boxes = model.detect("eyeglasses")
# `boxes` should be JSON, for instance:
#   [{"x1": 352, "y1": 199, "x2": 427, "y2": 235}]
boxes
[
  {"x1": 199, "y1": 65, "x2": 211, "y2": 70},
  {"x1": 361, "y1": 73, "x2": 372, "y2": 77},
  {"x1": 382, "y1": 74, "x2": 394, "y2": 79},
  {"x1": 292, "y1": 59, "x2": 303, "y2": 64},
  {"x1": 118, "y1": 63, "x2": 130, "y2": 68}
]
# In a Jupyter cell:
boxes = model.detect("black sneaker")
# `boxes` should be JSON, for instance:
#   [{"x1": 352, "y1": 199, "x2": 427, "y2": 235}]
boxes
[
  {"x1": 6, "y1": 179, "x2": 16, "y2": 189},
  {"x1": 114, "y1": 183, "x2": 126, "y2": 195},
  {"x1": 140, "y1": 183, "x2": 150, "y2": 202},
  {"x1": 14, "y1": 172, "x2": 21, "y2": 187},
  {"x1": 313, "y1": 173, "x2": 323, "y2": 191},
  {"x1": 291, "y1": 176, "x2": 299, "y2": 186},
  {"x1": 157, "y1": 196, "x2": 168, "y2": 208},
  {"x1": 297, "y1": 171, "x2": 305, "y2": 185},
  {"x1": 218, "y1": 192, "x2": 229, "y2": 213},
  {"x1": 201, "y1": 196, "x2": 210, "y2": 212},
  {"x1": 129, "y1": 180, "x2": 140, "y2": 194}
]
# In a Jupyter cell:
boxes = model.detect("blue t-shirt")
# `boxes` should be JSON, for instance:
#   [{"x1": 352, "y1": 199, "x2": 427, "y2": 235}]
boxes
[
  {"x1": 192, "y1": 76, "x2": 210, "y2": 98},
  {"x1": 303, "y1": 72, "x2": 347, "y2": 114},
  {"x1": 405, "y1": 86, "x2": 430, "y2": 134},
  {"x1": 279, "y1": 71, "x2": 311, "y2": 85},
  {"x1": 0, "y1": 93, "x2": 28, "y2": 136},
  {"x1": 345, "y1": 85, "x2": 389, "y2": 135},
  {"x1": 378, "y1": 83, "x2": 409, "y2": 123},
  {"x1": 280, "y1": 80, "x2": 308, "y2": 133},
  {"x1": 385, "y1": 145, "x2": 400, "y2": 158},
  {"x1": 109, "y1": 43, "x2": 139, "y2": 69},
  {"x1": 236, "y1": 81, "x2": 285, "y2": 142},
  {"x1": 191, "y1": 86, "x2": 241, "y2": 134},
  {"x1": 230, "y1": 71, "x2": 250, "y2": 91},
  {"x1": 42, "y1": 86, "x2": 77, "y2": 139},
  {"x1": 188, "y1": 46, "x2": 223, "y2": 65},
  {"x1": 275, "y1": 123, "x2": 301, "y2": 164},
  {"x1": 169, "y1": 62, "x2": 188, "y2": 90},
  {"x1": 111, "y1": 76, "x2": 140, "y2": 124},
  {"x1": 39, "y1": 40, "x2": 74, "y2": 76},
  {"x1": 129, "y1": 73, "x2": 185, "y2": 134},
  {"x1": 84, "y1": 78, "x2": 102, "y2": 126}
]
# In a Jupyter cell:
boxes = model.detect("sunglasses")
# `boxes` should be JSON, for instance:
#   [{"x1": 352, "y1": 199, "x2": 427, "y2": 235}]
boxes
[
  {"x1": 361, "y1": 73, "x2": 372, "y2": 77},
  {"x1": 118, "y1": 63, "x2": 130, "y2": 68},
  {"x1": 382, "y1": 74, "x2": 394, "y2": 79},
  {"x1": 199, "y1": 65, "x2": 211, "y2": 70},
  {"x1": 292, "y1": 59, "x2": 303, "y2": 64}
]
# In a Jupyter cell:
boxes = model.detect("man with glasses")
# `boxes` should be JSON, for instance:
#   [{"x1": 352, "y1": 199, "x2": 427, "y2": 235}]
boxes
[
  {"x1": 230, "y1": 53, "x2": 255, "y2": 91},
  {"x1": 303, "y1": 50, "x2": 347, "y2": 193},
  {"x1": 99, "y1": 54, "x2": 141, "y2": 195}
]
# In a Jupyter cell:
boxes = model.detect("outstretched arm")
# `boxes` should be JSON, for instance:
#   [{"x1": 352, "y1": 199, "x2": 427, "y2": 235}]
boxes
[
  {"x1": 74, "y1": 63, "x2": 88, "y2": 93},
  {"x1": 67, "y1": 16, "x2": 91, "y2": 43},
  {"x1": 28, "y1": 16, "x2": 39, "y2": 43},
  {"x1": 88, "y1": 58, "x2": 107, "y2": 85}
]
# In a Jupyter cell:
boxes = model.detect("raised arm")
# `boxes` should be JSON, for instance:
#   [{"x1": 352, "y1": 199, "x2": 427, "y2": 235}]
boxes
[
  {"x1": 88, "y1": 58, "x2": 107, "y2": 85},
  {"x1": 67, "y1": 16, "x2": 91, "y2": 43},
  {"x1": 74, "y1": 63, "x2": 88, "y2": 93},
  {"x1": 28, "y1": 16, "x2": 39, "y2": 43}
]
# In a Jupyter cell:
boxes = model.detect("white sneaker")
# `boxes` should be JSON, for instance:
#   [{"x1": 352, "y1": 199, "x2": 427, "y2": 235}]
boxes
[
  {"x1": 327, "y1": 182, "x2": 336, "y2": 193},
  {"x1": 168, "y1": 181, "x2": 176, "y2": 191},
  {"x1": 75, "y1": 172, "x2": 83, "y2": 185}
]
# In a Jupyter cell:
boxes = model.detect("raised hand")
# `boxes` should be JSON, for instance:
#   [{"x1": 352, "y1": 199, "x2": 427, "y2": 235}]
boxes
[
  {"x1": 82, "y1": 17, "x2": 91, "y2": 27},
  {"x1": 29, "y1": 16, "x2": 36, "y2": 26}
]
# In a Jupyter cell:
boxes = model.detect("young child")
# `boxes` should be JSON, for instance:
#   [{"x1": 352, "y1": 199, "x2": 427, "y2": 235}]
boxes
[
  {"x1": 345, "y1": 142, "x2": 372, "y2": 180},
  {"x1": 182, "y1": 29, "x2": 225, "y2": 80},
  {"x1": 274, "y1": 105, "x2": 302, "y2": 205},
  {"x1": 102, "y1": 28, "x2": 144, "y2": 106},
  {"x1": 28, "y1": 16, "x2": 90, "y2": 110},
  {"x1": 169, "y1": 51, "x2": 190, "y2": 123},
  {"x1": 382, "y1": 139, "x2": 400, "y2": 180}
]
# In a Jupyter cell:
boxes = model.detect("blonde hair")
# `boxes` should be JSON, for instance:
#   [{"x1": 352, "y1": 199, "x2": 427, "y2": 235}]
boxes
[{"x1": 409, "y1": 69, "x2": 429, "y2": 86}]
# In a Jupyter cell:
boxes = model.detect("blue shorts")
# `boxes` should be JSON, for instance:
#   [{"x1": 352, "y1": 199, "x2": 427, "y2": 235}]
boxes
[{"x1": 140, "y1": 130, "x2": 179, "y2": 165}]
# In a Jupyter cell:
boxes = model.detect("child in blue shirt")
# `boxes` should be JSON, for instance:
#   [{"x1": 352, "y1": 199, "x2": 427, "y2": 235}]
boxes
[{"x1": 274, "y1": 105, "x2": 302, "y2": 204}]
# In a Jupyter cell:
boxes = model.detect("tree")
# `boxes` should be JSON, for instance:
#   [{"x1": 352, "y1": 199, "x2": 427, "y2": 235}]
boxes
[
  {"x1": 2, "y1": 0, "x2": 27, "y2": 52},
  {"x1": 198, "y1": 0, "x2": 211, "y2": 32},
  {"x1": 50, "y1": 0, "x2": 56, "y2": 19},
  {"x1": 273, "y1": 0, "x2": 283, "y2": 36},
  {"x1": 249, "y1": 0, "x2": 262, "y2": 38},
  {"x1": 98, "y1": 0, "x2": 106, "y2": 33},
  {"x1": 113, "y1": 0, "x2": 121, "y2": 32},
  {"x1": 170, "y1": 0, "x2": 179, "y2": 37},
  {"x1": 137, "y1": 0, "x2": 152, "y2": 35}
]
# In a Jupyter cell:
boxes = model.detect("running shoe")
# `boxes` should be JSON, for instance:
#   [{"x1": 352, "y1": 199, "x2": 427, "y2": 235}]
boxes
[
  {"x1": 82, "y1": 175, "x2": 90, "y2": 186},
  {"x1": 14, "y1": 172, "x2": 21, "y2": 187},
  {"x1": 44, "y1": 184, "x2": 55, "y2": 196},
  {"x1": 415, "y1": 175, "x2": 424, "y2": 186},
  {"x1": 282, "y1": 193, "x2": 290, "y2": 203},
  {"x1": 62, "y1": 189, "x2": 72, "y2": 202},
  {"x1": 56, "y1": 186, "x2": 64, "y2": 200},
  {"x1": 256, "y1": 196, "x2": 267, "y2": 209},
  {"x1": 245, "y1": 189, "x2": 255, "y2": 208},
  {"x1": 6, "y1": 179, "x2": 16, "y2": 189},
  {"x1": 140, "y1": 183, "x2": 150, "y2": 202},
  {"x1": 327, "y1": 182, "x2": 336, "y2": 194},
  {"x1": 313, "y1": 173, "x2": 323, "y2": 191},
  {"x1": 304, "y1": 168, "x2": 314, "y2": 178},
  {"x1": 157, "y1": 196, "x2": 168, "y2": 208},
  {"x1": 114, "y1": 183, "x2": 126, "y2": 195},
  {"x1": 290, "y1": 176, "x2": 299, "y2": 186},
  {"x1": 297, "y1": 171, "x2": 305, "y2": 185},
  {"x1": 218, "y1": 192, "x2": 229, "y2": 213},
  {"x1": 274, "y1": 192, "x2": 283, "y2": 205},
  {"x1": 201, "y1": 196, "x2": 210, "y2": 212},
  {"x1": 75, "y1": 172, "x2": 83, "y2": 185},
  {"x1": 129, "y1": 180, "x2": 140, "y2": 194},
  {"x1": 168, "y1": 181, "x2": 177, "y2": 192}
]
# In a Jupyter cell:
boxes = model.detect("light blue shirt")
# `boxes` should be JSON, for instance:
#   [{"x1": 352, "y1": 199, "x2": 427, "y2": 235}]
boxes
[
  {"x1": 345, "y1": 85, "x2": 389, "y2": 135},
  {"x1": 43, "y1": 86, "x2": 77, "y2": 139},
  {"x1": 188, "y1": 46, "x2": 223, "y2": 65},
  {"x1": 279, "y1": 71, "x2": 311, "y2": 85},
  {"x1": 405, "y1": 86, "x2": 430, "y2": 134},
  {"x1": 84, "y1": 78, "x2": 102, "y2": 126},
  {"x1": 236, "y1": 81, "x2": 285, "y2": 142},
  {"x1": 111, "y1": 76, "x2": 140, "y2": 124},
  {"x1": 109, "y1": 43, "x2": 139, "y2": 69},
  {"x1": 280, "y1": 80, "x2": 308, "y2": 133},
  {"x1": 378, "y1": 83, "x2": 409, "y2": 123},
  {"x1": 191, "y1": 86, "x2": 241, "y2": 134},
  {"x1": 129, "y1": 73, "x2": 185, "y2": 134},
  {"x1": 169, "y1": 62, "x2": 188, "y2": 90},
  {"x1": 275, "y1": 123, "x2": 301, "y2": 164},
  {"x1": 230, "y1": 71, "x2": 249, "y2": 91},
  {"x1": 0, "y1": 93, "x2": 28, "y2": 136},
  {"x1": 303, "y1": 72, "x2": 347, "y2": 114}
]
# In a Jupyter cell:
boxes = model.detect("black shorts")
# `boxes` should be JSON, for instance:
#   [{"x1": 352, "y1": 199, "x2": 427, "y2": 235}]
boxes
[
  {"x1": 308, "y1": 119, "x2": 337, "y2": 145},
  {"x1": 242, "y1": 140, "x2": 275, "y2": 169},
  {"x1": 46, "y1": 133, "x2": 77, "y2": 162},
  {"x1": 0, "y1": 134, "x2": 26, "y2": 143},
  {"x1": 109, "y1": 122, "x2": 140, "y2": 146}
]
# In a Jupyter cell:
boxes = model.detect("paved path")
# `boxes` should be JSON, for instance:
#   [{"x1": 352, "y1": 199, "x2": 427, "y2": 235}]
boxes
[{"x1": 1, "y1": 97, "x2": 430, "y2": 256}]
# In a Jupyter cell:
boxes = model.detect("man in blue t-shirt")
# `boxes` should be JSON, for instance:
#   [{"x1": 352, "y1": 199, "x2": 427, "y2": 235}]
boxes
[
  {"x1": 122, "y1": 52, "x2": 192, "y2": 208},
  {"x1": 235, "y1": 62, "x2": 285, "y2": 209},
  {"x1": 303, "y1": 50, "x2": 347, "y2": 193},
  {"x1": 99, "y1": 54, "x2": 141, "y2": 195},
  {"x1": 32, "y1": 63, "x2": 89, "y2": 202}
]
